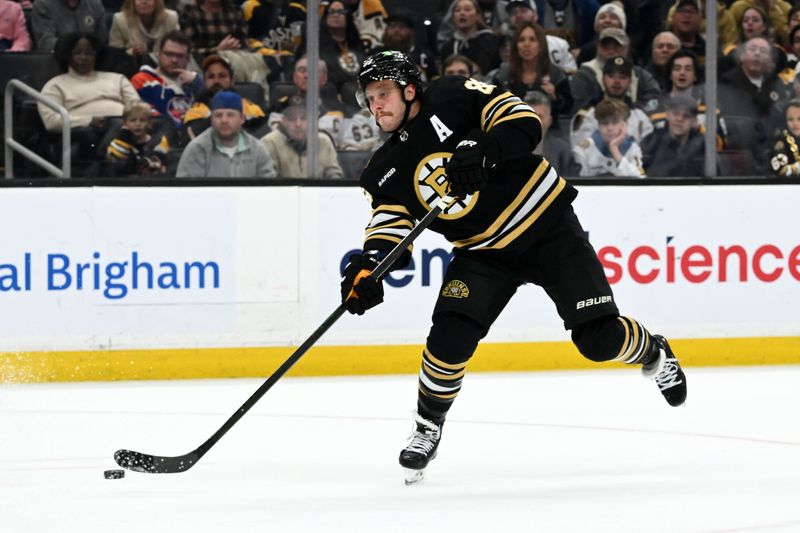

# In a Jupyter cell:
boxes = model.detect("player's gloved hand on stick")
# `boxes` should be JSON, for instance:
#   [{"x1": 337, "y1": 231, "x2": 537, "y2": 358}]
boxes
[
  {"x1": 340, "y1": 253, "x2": 384, "y2": 315},
  {"x1": 445, "y1": 129, "x2": 499, "y2": 198}
]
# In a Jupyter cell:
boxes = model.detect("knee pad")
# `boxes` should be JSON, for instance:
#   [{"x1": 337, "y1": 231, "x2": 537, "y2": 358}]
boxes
[
  {"x1": 571, "y1": 315, "x2": 623, "y2": 362},
  {"x1": 426, "y1": 312, "x2": 484, "y2": 365}
]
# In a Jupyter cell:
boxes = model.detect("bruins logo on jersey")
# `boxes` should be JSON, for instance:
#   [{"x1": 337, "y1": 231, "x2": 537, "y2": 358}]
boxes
[
  {"x1": 442, "y1": 280, "x2": 470, "y2": 299},
  {"x1": 414, "y1": 152, "x2": 478, "y2": 220}
]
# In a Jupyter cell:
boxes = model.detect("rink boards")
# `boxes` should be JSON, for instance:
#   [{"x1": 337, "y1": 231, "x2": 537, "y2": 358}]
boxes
[{"x1": 0, "y1": 184, "x2": 798, "y2": 382}]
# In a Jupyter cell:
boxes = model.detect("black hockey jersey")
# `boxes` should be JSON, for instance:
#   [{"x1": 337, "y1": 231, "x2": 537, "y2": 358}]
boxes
[
  {"x1": 359, "y1": 76, "x2": 577, "y2": 260},
  {"x1": 769, "y1": 129, "x2": 800, "y2": 177}
]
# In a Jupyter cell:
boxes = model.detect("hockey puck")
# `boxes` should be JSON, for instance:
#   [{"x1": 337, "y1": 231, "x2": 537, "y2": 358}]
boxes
[{"x1": 104, "y1": 469, "x2": 125, "y2": 479}]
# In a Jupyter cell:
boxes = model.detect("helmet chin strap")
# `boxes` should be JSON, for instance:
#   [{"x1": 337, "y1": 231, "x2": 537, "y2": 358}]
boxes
[{"x1": 384, "y1": 83, "x2": 414, "y2": 134}]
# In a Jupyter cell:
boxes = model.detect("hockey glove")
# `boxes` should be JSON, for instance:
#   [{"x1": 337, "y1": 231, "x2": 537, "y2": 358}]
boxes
[
  {"x1": 340, "y1": 253, "x2": 384, "y2": 315},
  {"x1": 445, "y1": 129, "x2": 499, "y2": 198}
]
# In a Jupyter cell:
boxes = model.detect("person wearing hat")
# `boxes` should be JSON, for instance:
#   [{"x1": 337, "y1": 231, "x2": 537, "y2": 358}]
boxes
[
  {"x1": 570, "y1": 55, "x2": 655, "y2": 147},
  {"x1": 640, "y1": 95, "x2": 705, "y2": 177},
  {"x1": 183, "y1": 54, "x2": 267, "y2": 143},
  {"x1": 260, "y1": 103, "x2": 344, "y2": 179},
  {"x1": 570, "y1": 29, "x2": 662, "y2": 114},
  {"x1": 372, "y1": 10, "x2": 437, "y2": 80},
  {"x1": 176, "y1": 90, "x2": 277, "y2": 178},
  {"x1": 648, "y1": 48, "x2": 725, "y2": 151},
  {"x1": 267, "y1": 55, "x2": 349, "y2": 148},
  {"x1": 575, "y1": 0, "x2": 626, "y2": 66}
]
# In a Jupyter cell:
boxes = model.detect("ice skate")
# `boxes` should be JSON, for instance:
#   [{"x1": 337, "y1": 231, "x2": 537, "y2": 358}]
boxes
[
  {"x1": 399, "y1": 412, "x2": 442, "y2": 485},
  {"x1": 642, "y1": 335, "x2": 687, "y2": 406}
]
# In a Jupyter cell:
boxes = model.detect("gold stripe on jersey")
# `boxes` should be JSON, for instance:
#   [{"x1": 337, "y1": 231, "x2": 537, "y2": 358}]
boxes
[
  {"x1": 452, "y1": 160, "x2": 549, "y2": 247},
  {"x1": 107, "y1": 139, "x2": 133, "y2": 159},
  {"x1": 486, "y1": 100, "x2": 537, "y2": 131},
  {"x1": 363, "y1": 204, "x2": 416, "y2": 250},
  {"x1": 481, "y1": 92, "x2": 541, "y2": 132},
  {"x1": 452, "y1": 162, "x2": 567, "y2": 251},
  {"x1": 488, "y1": 176, "x2": 565, "y2": 250},
  {"x1": 480, "y1": 93, "x2": 509, "y2": 129},
  {"x1": 490, "y1": 110, "x2": 540, "y2": 130},
  {"x1": 154, "y1": 135, "x2": 170, "y2": 155}
]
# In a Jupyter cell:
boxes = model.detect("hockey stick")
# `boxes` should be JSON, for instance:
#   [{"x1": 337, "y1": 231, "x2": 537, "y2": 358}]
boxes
[{"x1": 114, "y1": 194, "x2": 455, "y2": 474}]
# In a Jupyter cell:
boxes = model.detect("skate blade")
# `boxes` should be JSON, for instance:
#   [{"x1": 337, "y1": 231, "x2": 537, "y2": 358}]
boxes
[{"x1": 403, "y1": 468, "x2": 425, "y2": 485}]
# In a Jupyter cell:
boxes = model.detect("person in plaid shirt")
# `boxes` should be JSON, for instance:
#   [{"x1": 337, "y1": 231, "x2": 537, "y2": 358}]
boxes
[{"x1": 181, "y1": 0, "x2": 247, "y2": 57}]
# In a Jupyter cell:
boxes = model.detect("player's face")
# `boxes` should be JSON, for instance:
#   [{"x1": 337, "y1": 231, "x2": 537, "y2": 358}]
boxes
[
  {"x1": 211, "y1": 108, "x2": 245, "y2": 140},
  {"x1": 670, "y1": 57, "x2": 695, "y2": 89},
  {"x1": 204, "y1": 63, "x2": 232, "y2": 92},
  {"x1": 598, "y1": 119, "x2": 625, "y2": 143},
  {"x1": 365, "y1": 80, "x2": 410, "y2": 132},
  {"x1": 516, "y1": 26, "x2": 540, "y2": 62},
  {"x1": 786, "y1": 105, "x2": 800, "y2": 136}
]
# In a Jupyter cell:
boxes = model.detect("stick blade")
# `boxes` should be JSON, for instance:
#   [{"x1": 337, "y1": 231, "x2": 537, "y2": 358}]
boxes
[{"x1": 114, "y1": 449, "x2": 199, "y2": 474}]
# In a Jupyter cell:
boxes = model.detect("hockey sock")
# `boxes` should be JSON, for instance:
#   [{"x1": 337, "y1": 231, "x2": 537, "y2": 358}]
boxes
[
  {"x1": 612, "y1": 316, "x2": 658, "y2": 365},
  {"x1": 416, "y1": 347, "x2": 467, "y2": 422}
]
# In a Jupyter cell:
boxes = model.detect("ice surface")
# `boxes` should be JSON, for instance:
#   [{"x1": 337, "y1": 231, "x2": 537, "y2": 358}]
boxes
[{"x1": 1, "y1": 366, "x2": 799, "y2": 532}]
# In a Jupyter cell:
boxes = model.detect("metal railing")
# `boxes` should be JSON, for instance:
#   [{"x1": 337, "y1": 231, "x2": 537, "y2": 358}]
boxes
[{"x1": 4, "y1": 79, "x2": 71, "y2": 179}]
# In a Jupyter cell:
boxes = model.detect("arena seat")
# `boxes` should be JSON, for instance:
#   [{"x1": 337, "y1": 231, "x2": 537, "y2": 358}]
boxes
[
  {"x1": 721, "y1": 115, "x2": 756, "y2": 151},
  {"x1": 0, "y1": 53, "x2": 60, "y2": 93},
  {"x1": 340, "y1": 81, "x2": 360, "y2": 113},
  {"x1": 235, "y1": 82, "x2": 267, "y2": 107},
  {"x1": 337, "y1": 150, "x2": 372, "y2": 180},
  {"x1": 716, "y1": 150, "x2": 758, "y2": 177}
]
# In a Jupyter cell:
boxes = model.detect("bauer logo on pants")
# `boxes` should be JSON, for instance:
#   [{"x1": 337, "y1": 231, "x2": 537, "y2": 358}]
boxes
[{"x1": 442, "y1": 280, "x2": 470, "y2": 299}]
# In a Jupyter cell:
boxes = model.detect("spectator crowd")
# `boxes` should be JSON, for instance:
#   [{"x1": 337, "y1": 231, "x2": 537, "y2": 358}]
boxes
[{"x1": 4, "y1": 0, "x2": 800, "y2": 178}]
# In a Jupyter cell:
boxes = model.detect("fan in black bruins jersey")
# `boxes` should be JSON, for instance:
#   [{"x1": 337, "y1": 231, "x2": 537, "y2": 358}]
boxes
[
  {"x1": 340, "y1": 51, "x2": 688, "y2": 485},
  {"x1": 769, "y1": 99, "x2": 800, "y2": 177}
]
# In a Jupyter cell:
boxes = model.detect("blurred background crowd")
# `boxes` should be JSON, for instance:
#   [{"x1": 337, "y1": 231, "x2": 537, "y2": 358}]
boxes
[{"x1": 2, "y1": 0, "x2": 800, "y2": 179}]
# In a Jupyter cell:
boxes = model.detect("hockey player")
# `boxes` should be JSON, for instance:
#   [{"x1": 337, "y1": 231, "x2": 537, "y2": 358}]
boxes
[{"x1": 340, "y1": 51, "x2": 687, "y2": 485}]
